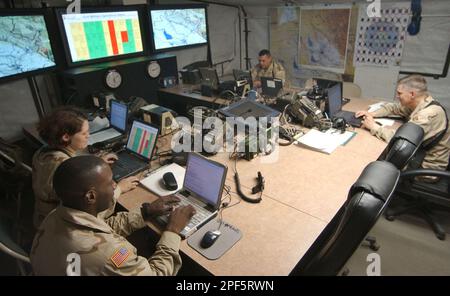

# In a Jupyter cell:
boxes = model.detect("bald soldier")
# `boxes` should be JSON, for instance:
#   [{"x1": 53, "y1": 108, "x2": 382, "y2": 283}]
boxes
[
  {"x1": 356, "y1": 74, "x2": 450, "y2": 174},
  {"x1": 30, "y1": 155, "x2": 196, "y2": 276}
]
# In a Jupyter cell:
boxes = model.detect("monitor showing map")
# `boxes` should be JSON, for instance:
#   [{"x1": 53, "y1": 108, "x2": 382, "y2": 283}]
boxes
[
  {"x1": 58, "y1": 8, "x2": 145, "y2": 65},
  {"x1": 0, "y1": 13, "x2": 56, "y2": 81},
  {"x1": 150, "y1": 6, "x2": 208, "y2": 51}
]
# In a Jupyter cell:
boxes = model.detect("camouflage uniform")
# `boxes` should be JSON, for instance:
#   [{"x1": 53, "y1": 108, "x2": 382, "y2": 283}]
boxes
[
  {"x1": 30, "y1": 205, "x2": 182, "y2": 276},
  {"x1": 370, "y1": 96, "x2": 450, "y2": 170},
  {"x1": 251, "y1": 59, "x2": 286, "y2": 85},
  {"x1": 32, "y1": 147, "x2": 120, "y2": 228}
]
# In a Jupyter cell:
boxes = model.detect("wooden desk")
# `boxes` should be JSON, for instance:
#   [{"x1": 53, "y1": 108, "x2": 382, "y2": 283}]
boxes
[{"x1": 118, "y1": 97, "x2": 391, "y2": 275}]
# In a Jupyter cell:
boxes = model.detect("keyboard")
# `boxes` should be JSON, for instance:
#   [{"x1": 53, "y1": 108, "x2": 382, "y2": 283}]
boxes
[
  {"x1": 88, "y1": 128, "x2": 121, "y2": 145},
  {"x1": 156, "y1": 191, "x2": 214, "y2": 237}
]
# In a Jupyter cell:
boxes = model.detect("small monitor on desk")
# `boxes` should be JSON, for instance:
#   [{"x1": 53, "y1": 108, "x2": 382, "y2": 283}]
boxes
[
  {"x1": 199, "y1": 67, "x2": 220, "y2": 90},
  {"x1": 261, "y1": 77, "x2": 283, "y2": 97}
]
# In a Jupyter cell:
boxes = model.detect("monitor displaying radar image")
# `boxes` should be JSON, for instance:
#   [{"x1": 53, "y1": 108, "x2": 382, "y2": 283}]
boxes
[
  {"x1": 0, "y1": 13, "x2": 56, "y2": 81},
  {"x1": 59, "y1": 10, "x2": 144, "y2": 64},
  {"x1": 150, "y1": 6, "x2": 208, "y2": 51}
]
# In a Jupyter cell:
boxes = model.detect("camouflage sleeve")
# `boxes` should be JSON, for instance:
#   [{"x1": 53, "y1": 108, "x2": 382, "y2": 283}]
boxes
[
  {"x1": 103, "y1": 207, "x2": 146, "y2": 237},
  {"x1": 102, "y1": 231, "x2": 182, "y2": 276},
  {"x1": 369, "y1": 124, "x2": 395, "y2": 142},
  {"x1": 410, "y1": 105, "x2": 446, "y2": 142},
  {"x1": 251, "y1": 67, "x2": 258, "y2": 82},
  {"x1": 275, "y1": 63, "x2": 286, "y2": 83},
  {"x1": 372, "y1": 102, "x2": 411, "y2": 118}
]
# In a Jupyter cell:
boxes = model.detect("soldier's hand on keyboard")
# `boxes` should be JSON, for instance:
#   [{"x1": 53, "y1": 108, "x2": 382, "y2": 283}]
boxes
[
  {"x1": 117, "y1": 176, "x2": 139, "y2": 193},
  {"x1": 166, "y1": 205, "x2": 196, "y2": 235},
  {"x1": 144, "y1": 195, "x2": 181, "y2": 217},
  {"x1": 101, "y1": 153, "x2": 118, "y2": 164}
]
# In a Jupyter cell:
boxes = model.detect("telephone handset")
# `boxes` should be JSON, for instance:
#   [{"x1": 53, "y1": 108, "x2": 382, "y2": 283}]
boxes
[{"x1": 288, "y1": 96, "x2": 323, "y2": 128}]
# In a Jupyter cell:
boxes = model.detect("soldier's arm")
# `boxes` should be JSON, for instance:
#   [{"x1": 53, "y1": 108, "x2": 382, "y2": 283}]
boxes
[
  {"x1": 372, "y1": 102, "x2": 411, "y2": 118},
  {"x1": 101, "y1": 231, "x2": 182, "y2": 276},
  {"x1": 103, "y1": 207, "x2": 146, "y2": 237}
]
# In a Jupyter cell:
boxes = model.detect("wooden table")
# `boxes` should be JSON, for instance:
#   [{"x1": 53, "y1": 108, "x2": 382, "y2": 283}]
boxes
[{"x1": 118, "y1": 97, "x2": 393, "y2": 275}]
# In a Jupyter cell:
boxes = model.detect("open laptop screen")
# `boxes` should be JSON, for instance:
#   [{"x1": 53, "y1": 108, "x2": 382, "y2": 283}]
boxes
[
  {"x1": 126, "y1": 120, "x2": 159, "y2": 160},
  {"x1": 183, "y1": 153, "x2": 226, "y2": 208},
  {"x1": 261, "y1": 77, "x2": 282, "y2": 97},
  {"x1": 110, "y1": 100, "x2": 128, "y2": 132},
  {"x1": 327, "y1": 83, "x2": 342, "y2": 118}
]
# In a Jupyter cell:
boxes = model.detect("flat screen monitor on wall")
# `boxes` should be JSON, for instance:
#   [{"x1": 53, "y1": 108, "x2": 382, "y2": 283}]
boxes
[
  {"x1": 56, "y1": 6, "x2": 146, "y2": 66},
  {"x1": 149, "y1": 5, "x2": 208, "y2": 52},
  {"x1": 0, "y1": 10, "x2": 57, "y2": 82}
]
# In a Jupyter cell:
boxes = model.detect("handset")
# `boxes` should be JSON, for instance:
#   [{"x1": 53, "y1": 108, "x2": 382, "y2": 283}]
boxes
[{"x1": 298, "y1": 96, "x2": 323, "y2": 118}]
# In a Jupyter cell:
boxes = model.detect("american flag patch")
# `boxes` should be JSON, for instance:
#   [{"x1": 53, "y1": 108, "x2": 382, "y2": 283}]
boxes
[{"x1": 110, "y1": 247, "x2": 130, "y2": 268}]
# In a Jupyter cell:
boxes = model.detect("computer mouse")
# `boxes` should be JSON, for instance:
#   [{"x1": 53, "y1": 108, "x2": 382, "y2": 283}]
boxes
[
  {"x1": 162, "y1": 172, "x2": 178, "y2": 191},
  {"x1": 200, "y1": 230, "x2": 221, "y2": 249}
]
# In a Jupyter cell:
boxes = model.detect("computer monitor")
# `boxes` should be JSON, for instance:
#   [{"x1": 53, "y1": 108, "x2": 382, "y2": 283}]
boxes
[
  {"x1": 56, "y1": 6, "x2": 146, "y2": 66},
  {"x1": 261, "y1": 77, "x2": 283, "y2": 97},
  {"x1": 199, "y1": 67, "x2": 219, "y2": 90},
  {"x1": 149, "y1": 5, "x2": 208, "y2": 52},
  {"x1": 219, "y1": 99, "x2": 280, "y2": 120},
  {"x1": 109, "y1": 100, "x2": 128, "y2": 132},
  {"x1": 314, "y1": 78, "x2": 340, "y2": 91},
  {"x1": 0, "y1": 11, "x2": 56, "y2": 82},
  {"x1": 326, "y1": 83, "x2": 343, "y2": 117},
  {"x1": 233, "y1": 69, "x2": 253, "y2": 88}
]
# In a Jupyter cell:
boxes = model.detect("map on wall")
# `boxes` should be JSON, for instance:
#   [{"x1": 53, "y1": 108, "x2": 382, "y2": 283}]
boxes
[
  {"x1": 354, "y1": 3, "x2": 410, "y2": 67},
  {"x1": 299, "y1": 7, "x2": 351, "y2": 73}
]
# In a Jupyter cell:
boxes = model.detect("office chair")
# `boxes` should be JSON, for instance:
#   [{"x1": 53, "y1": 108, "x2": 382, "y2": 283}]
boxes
[
  {"x1": 379, "y1": 122, "x2": 424, "y2": 170},
  {"x1": 290, "y1": 161, "x2": 400, "y2": 275},
  {"x1": 0, "y1": 217, "x2": 31, "y2": 275},
  {"x1": 385, "y1": 161, "x2": 450, "y2": 240}
]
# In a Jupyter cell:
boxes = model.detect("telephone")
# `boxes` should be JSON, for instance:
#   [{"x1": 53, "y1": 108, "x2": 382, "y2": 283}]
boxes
[{"x1": 288, "y1": 96, "x2": 323, "y2": 128}]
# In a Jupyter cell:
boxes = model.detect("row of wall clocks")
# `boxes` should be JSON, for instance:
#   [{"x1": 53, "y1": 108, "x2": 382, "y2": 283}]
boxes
[{"x1": 104, "y1": 60, "x2": 161, "y2": 89}]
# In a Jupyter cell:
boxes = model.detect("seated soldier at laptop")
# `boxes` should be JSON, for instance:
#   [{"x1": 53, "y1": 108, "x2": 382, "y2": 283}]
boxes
[{"x1": 31, "y1": 155, "x2": 196, "y2": 276}]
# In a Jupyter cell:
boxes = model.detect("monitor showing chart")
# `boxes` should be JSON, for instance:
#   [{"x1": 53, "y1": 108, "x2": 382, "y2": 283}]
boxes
[
  {"x1": 126, "y1": 120, "x2": 158, "y2": 160},
  {"x1": 60, "y1": 10, "x2": 144, "y2": 64},
  {"x1": 150, "y1": 7, "x2": 208, "y2": 51},
  {"x1": 0, "y1": 14, "x2": 56, "y2": 79}
]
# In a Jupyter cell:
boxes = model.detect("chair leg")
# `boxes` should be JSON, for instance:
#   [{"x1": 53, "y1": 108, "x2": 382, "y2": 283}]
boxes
[{"x1": 420, "y1": 207, "x2": 446, "y2": 241}]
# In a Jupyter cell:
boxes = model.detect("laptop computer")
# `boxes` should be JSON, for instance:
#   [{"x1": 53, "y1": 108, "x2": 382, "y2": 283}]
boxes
[
  {"x1": 88, "y1": 100, "x2": 128, "y2": 146},
  {"x1": 156, "y1": 152, "x2": 228, "y2": 238},
  {"x1": 261, "y1": 77, "x2": 283, "y2": 98},
  {"x1": 111, "y1": 120, "x2": 159, "y2": 181},
  {"x1": 326, "y1": 83, "x2": 362, "y2": 127}
]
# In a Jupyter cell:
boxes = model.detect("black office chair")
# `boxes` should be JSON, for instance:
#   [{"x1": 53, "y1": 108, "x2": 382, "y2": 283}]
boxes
[
  {"x1": 290, "y1": 161, "x2": 400, "y2": 275},
  {"x1": 386, "y1": 161, "x2": 450, "y2": 240},
  {"x1": 379, "y1": 122, "x2": 424, "y2": 170},
  {"x1": 0, "y1": 217, "x2": 31, "y2": 275}
]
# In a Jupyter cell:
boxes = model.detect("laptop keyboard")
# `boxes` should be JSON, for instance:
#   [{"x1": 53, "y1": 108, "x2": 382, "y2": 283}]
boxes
[
  {"x1": 88, "y1": 128, "x2": 121, "y2": 145},
  {"x1": 157, "y1": 192, "x2": 213, "y2": 236}
]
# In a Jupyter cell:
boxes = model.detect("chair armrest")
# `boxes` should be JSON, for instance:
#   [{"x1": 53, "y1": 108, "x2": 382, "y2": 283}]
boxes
[{"x1": 401, "y1": 169, "x2": 450, "y2": 180}]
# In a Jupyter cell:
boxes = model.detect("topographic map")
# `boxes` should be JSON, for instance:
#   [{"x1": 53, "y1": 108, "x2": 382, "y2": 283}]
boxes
[
  {"x1": 151, "y1": 9, "x2": 207, "y2": 50},
  {"x1": 299, "y1": 8, "x2": 351, "y2": 72},
  {"x1": 0, "y1": 15, "x2": 55, "y2": 78}
]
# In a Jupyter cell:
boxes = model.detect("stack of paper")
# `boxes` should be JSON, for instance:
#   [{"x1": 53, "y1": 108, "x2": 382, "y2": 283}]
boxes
[{"x1": 295, "y1": 129, "x2": 356, "y2": 154}]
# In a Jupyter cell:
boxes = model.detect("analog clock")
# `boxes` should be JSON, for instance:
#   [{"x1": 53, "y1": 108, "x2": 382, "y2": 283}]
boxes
[
  {"x1": 105, "y1": 69, "x2": 122, "y2": 89},
  {"x1": 147, "y1": 61, "x2": 161, "y2": 78}
]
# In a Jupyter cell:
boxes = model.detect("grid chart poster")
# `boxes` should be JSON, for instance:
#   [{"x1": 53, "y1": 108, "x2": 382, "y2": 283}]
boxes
[
  {"x1": 354, "y1": 3, "x2": 410, "y2": 67},
  {"x1": 298, "y1": 6, "x2": 351, "y2": 73}
]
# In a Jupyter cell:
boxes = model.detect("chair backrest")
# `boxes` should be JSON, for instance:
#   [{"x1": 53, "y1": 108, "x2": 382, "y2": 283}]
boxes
[
  {"x1": 343, "y1": 82, "x2": 362, "y2": 98},
  {"x1": 379, "y1": 122, "x2": 424, "y2": 170},
  {"x1": 290, "y1": 161, "x2": 400, "y2": 276}
]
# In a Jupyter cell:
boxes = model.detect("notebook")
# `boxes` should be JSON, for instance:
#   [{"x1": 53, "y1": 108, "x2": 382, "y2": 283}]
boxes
[
  {"x1": 88, "y1": 100, "x2": 128, "y2": 145},
  {"x1": 326, "y1": 83, "x2": 362, "y2": 127},
  {"x1": 156, "y1": 152, "x2": 228, "y2": 238},
  {"x1": 111, "y1": 120, "x2": 159, "y2": 181}
]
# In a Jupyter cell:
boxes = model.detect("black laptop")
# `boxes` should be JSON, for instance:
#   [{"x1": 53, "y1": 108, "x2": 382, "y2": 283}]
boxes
[
  {"x1": 111, "y1": 120, "x2": 159, "y2": 181},
  {"x1": 326, "y1": 83, "x2": 362, "y2": 127},
  {"x1": 261, "y1": 77, "x2": 283, "y2": 98}
]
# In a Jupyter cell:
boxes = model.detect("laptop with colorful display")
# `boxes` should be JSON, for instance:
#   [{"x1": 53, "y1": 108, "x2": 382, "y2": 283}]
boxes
[{"x1": 111, "y1": 120, "x2": 159, "y2": 181}]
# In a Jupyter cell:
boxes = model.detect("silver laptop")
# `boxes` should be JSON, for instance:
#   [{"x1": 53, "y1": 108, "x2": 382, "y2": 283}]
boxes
[
  {"x1": 157, "y1": 152, "x2": 228, "y2": 238},
  {"x1": 88, "y1": 100, "x2": 128, "y2": 145}
]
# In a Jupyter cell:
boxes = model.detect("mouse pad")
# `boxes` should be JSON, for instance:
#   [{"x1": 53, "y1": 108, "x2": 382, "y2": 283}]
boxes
[{"x1": 187, "y1": 219, "x2": 242, "y2": 260}]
